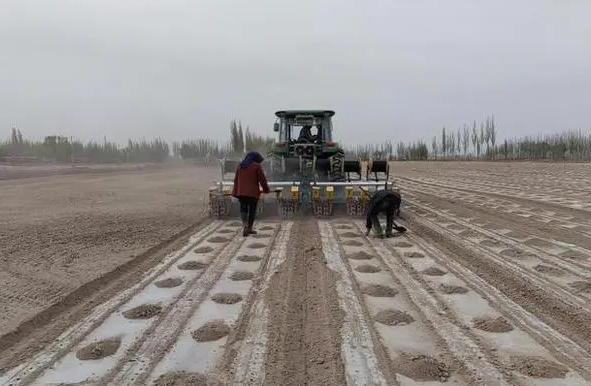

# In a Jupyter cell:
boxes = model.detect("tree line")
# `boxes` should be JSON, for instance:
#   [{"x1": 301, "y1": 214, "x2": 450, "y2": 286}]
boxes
[{"x1": 1, "y1": 115, "x2": 589, "y2": 164}]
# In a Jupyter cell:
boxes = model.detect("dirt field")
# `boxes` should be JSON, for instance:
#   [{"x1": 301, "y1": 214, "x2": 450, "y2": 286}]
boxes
[{"x1": 2, "y1": 161, "x2": 591, "y2": 385}]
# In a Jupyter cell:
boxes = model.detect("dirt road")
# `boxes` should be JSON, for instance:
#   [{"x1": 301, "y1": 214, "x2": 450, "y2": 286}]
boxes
[{"x1": 1, "y1": 162, "x2": 591, "y2": 385}]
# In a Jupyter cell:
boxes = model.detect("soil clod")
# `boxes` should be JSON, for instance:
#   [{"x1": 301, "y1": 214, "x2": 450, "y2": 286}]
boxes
[
  {"x1": 394, "y1": 353, "x2": 451, "y2": 382},
  {"x1": 510, "y1": 355, "x2": 568, "y2": 378},
  {"x1": 375, "y1": 309, "x2": 415, "y2": 326},
  {"x1": 194, "y1": 246, "x2": 214, "y2": 254},
  {"x1": 154, "y1": 277, "x2": 183, "y2": 288},
  {"x1": 230, "y1": 271, "x2": 254, "y2": 281},
  {"x1": 360, "y1": 284, "x2": 398, "y2": 297},
  {"x1": 473, "y1": 316, "x2": 514, "y2": 333},
  {"x1": 422, "y1": 267, "x2": 447, "y2": 276},
  {"x1": 122, "y1": 304, "x2": 162, "y2": 319},
  {"x1": 354, "y1": 264, "x2": 381, "y2": 273},
  {"x1": 439, "y1": 283, "x2": 469, "y2": 294},
  {"x1": 178, "y1": 261, "x2": 208, "y2": 270},
  {"x1": 191, "y1": 320, "x2": 231, "y2": 342},
  {"x1": 211, "y1": 292, "x2": 243, "y2": 304},
  {"x1": 347, "y1": 251, "x2": 373, "y2": 260},
  {"x1": 153, "y1": 371, "x2": 208, "y2": 386},
  {"x1": 76, "y1": 337, "x2": 121, "y2": 360}
]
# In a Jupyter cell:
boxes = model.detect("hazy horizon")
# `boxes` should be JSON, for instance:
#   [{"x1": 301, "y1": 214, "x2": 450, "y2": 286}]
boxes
[{"x1": 1, "y1": 0, "x2": 590, "y2": 147}]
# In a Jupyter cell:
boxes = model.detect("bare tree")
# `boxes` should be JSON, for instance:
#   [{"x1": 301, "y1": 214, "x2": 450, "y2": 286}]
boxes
[
  {"x1": 432, "y1": 136, "x2": 438, "y2": 160},
  {"x1": 441, "y1": 127, "x2": 447, "y2": 158},
  {"x1": 462, "y1": 124, "x2": 469, "y2": 156}
]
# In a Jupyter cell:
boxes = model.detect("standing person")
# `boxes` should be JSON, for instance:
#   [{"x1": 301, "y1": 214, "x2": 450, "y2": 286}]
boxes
[
  {"x1": 365, "y1": 189, "x2": 406, "y2": 238},
  {"x1": 232, "y1": 151, "x2": 271, "y2": 236}
]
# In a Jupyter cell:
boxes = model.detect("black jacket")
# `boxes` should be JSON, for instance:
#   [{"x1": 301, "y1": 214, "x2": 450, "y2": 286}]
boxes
[{"x1": 365, "y1": 190, "x2": 401, "y2": 228}]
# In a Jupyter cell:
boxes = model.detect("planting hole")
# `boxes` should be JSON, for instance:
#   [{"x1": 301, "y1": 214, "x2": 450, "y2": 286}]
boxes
[
  {"x1": 473, "y1": 316, "x2": 514, "y2": 333},
  {"x1": 534, "y1": 264, "x2": 565, "y2": 277},
  {"x1": 394, "y1": 241, "x2": 412, "y2": 248},
  {"x1": 569, "y1": 281, "x2": 591, "y2": 293},
  {"x1": 394, "y1": 353, "x2": 451, "y2": 382},
  {"x1": 76, "y1": 337, "x2": 121, "y2": 360},
  {"x1": 237, "y1": 255, "x2": 262, "y2": 262},
  {"x1": 510, "y1": 356, "x2": 568, "y2": 379},
  {"x1": 194, "y1": 246, "x2": 213, "y2": 254},
  {"x1": 361, "y1": 284, "x2": 398, "y2": 297},
  {"x1": 347, "y1": 251, "x2": 373, "y2": 260},
  {"x1": 439, "y1": 284, "x2": 469, "y2": 294},
  {"x1": 248, "y1": 242, "x2": 266, "y2": 249},
  {"x1": 122, "y1": 304, "x2": 162, "y2": 320},
  {"x1": 336, "y1": 224, "x2": 353, "y2": 229},
  {"x1": 343, "y1": 239, "x2": 363, "y2": 247},
  {"x1": 217, "y1": 228, "x2": 234, "y2": 234},
  {"x1": 259, "y1": 225, "x2": 274, "y2": 231},
  {"x1": 153, "y1": 372, "x2": 207, "y2": 386},
  {"x1": 211, "y1": 292, "x2": 243, "y2": 304},
  {"x1": 208, "y1": 236, "x2": 229, "y2": 243},
  {"x1": 231, "y1": 271, "x2": 254, "y2": 281},
  {"x1": 178, "y1": 261, "x2": 208, "y2": 270},
  {"x1": 340, "y1": 231, "x2": 360, "y2": 238},
  {"x1": 191, "y1": 320, "x2": 231, "y2": 342},
  {"x1": 404, "y1": 251, "x2": 425, "y2": 258},
  {"x1": 154, "y1": 277, "x2": 183, "y2": 288},
  {"x1": 251, "y1": 233, "x2": 271, "y2": 239},
  {"x1": 422, "y1": 267, "x2": 447, "y2": 276},
  {"x1": 354, "y1": 264, "x2": 381, "y2": 273},
  {"x1": 479, "y1": 239, "x2": 503, "y2": 248},
  {"x1": 375, "y1": 309, "x2": 415, "y2": 326}
]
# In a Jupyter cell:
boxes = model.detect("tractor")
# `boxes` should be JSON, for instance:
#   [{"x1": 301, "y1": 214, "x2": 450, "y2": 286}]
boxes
[{"x1": 209, "y1": 110, "x2": 396, "y2": 218}]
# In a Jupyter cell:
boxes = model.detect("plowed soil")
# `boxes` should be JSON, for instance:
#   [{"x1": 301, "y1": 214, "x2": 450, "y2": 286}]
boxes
[{"x1": 2, "y1": 161, "x2": 591, "y2": 385}]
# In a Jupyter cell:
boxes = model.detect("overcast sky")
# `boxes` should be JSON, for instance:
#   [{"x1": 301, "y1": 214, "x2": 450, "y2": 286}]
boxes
[{"x1": 1, "y1": 0, "x2": 590, "y2": 146}]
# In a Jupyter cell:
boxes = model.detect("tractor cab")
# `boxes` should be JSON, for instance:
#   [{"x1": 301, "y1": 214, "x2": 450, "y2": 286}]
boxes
[{"x1": 272, "y1": 110, "x2": 336, "y2": 158}]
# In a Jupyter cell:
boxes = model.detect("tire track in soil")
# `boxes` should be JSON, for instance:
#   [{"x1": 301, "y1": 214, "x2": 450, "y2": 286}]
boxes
[
  {"x1": 262, "y1": 217, "x2": 347, "y2": 386},
  {"x1": 399, "y1": 209, "x2": 591, "y2": 365}
]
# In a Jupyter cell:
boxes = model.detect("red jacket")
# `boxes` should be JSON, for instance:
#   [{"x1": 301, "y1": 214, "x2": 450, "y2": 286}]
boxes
[{"x1": 232, "y1": 162, "x2": 270, "y2": 199}]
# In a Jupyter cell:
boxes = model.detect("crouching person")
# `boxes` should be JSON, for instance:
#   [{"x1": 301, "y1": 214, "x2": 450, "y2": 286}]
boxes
[
  {"x1": 365, "y1": 189, "x2": 407, "y2": 238},
  {"x1": 232, "y1": 151, "x2": 271, "y2": 236}
]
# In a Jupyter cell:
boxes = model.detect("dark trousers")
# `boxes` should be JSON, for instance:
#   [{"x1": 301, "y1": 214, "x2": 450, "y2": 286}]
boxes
[
  {"x1": 238, "y1": 196, "x2": 258, "y2": 228},
  {"x1": 370, "y1": 207, "x2": 395, "y2": 236}
]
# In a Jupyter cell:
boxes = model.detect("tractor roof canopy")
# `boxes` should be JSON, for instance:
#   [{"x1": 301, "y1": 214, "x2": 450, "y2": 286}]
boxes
[{"x1": 275, "y1": 110, "x2": 335, "y2": 118}]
